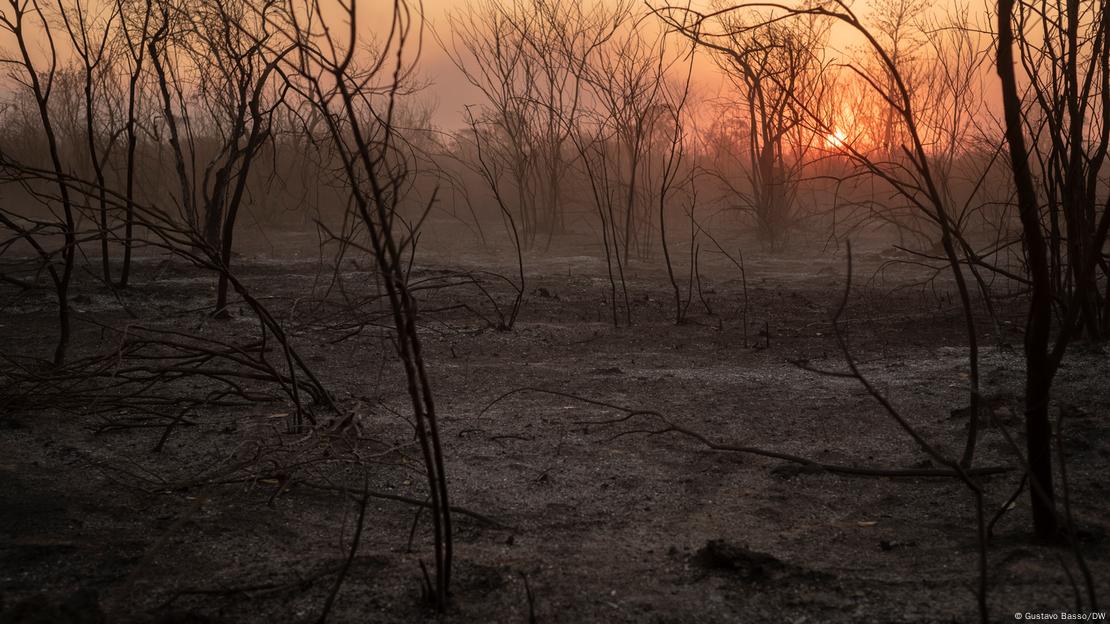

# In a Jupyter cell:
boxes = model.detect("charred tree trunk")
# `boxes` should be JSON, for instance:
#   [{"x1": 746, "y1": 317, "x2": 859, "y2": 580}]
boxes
[{"x1": 997, "y1": 0, "x2": 1059, "y2": 539}]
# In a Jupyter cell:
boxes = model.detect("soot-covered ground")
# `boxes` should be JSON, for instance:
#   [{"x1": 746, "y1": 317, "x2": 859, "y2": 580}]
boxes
[{"x1": 1, "y1": 230, "x2": 1108, "y2": 623}]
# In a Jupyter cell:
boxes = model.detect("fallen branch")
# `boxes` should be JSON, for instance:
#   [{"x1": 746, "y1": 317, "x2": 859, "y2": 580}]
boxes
[
  {"x1": 297, "y1": 480, "x2": 511, "y2": 530},
  {"x1": 480, "y1": 387, "x2": 1010, "y2": 479}
]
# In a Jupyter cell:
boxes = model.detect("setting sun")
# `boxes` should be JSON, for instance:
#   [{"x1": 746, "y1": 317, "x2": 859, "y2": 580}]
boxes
[{"x1": 826, "y1": 128, "x2": 849, "y2": 149}]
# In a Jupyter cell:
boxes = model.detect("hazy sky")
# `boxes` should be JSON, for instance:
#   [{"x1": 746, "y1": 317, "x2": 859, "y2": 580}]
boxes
[
  {"x1": 2, "y1": 0, "x2": 994, "y2": 133},
  {"x1": 413, "y1": 1, "x2": 722, "y2": 130},
  {"x1": 401, "y1": 0, "x2": 947, "y2": 131}
]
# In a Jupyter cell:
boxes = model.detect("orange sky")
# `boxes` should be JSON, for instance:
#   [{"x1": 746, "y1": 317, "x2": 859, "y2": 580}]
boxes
[
  {"x1": 2, "y1": 0, "x2": 998, "y2": 135},
  {"x1": 413, "y1": 1, "x2": 758, "y2": 129},
  {"x1": 400, "y1": 0, "x2": 996, "y2": 131}
]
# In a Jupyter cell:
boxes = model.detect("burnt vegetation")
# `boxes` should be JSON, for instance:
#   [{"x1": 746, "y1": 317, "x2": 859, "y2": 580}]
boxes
[{"x1": 0, "y1": 0, "x2": 1108, "y2": 622}]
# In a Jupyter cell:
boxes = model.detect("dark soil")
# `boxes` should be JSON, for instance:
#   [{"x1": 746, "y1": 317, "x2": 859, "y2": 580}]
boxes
[{"x1": 1, "y1": 230, "x2": 1108, "y2": 623}]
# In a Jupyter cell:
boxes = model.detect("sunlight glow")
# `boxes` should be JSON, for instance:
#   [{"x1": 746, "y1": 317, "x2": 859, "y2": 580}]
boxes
[{"x1": 826, "y1": 128, "x2": 849, "y2": 149}]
